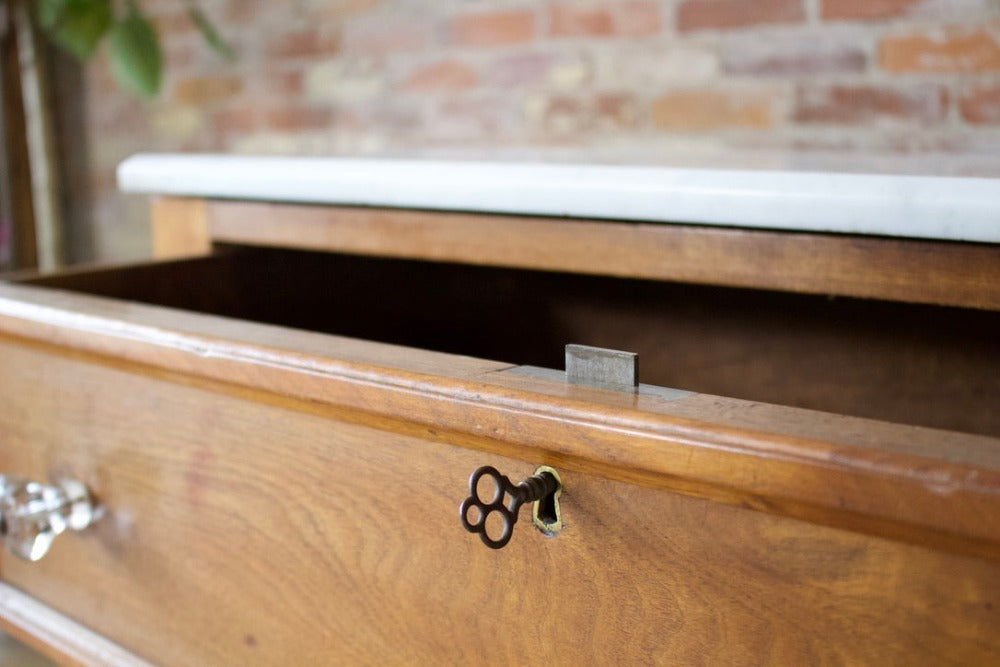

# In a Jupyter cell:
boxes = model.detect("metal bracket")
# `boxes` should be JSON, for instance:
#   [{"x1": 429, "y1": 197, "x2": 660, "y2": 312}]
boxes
[{"x1": 565, "y1": 344, "x2": 638, "y2": 392}]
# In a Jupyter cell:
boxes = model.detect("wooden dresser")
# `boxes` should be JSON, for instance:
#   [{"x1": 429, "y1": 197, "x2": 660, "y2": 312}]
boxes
[{"x1": 0, "y1": 156, "x2": 998, "y2": 665}]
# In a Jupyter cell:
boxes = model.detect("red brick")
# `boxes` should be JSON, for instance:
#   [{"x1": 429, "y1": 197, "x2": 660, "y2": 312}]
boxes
[
  {"x1": 794, "y1": 85, "x2": 948, "y2": 124},
  {"x1": 266, "y1": 107, "x2": 333, "y2": 131},
  {"x1": 539, "y1": 96, "x2": 586, "y2": 134},
  {"x1": 960, "y1": 85, "x2": 1000, "y2": 124},
  {"x1": 173, "y1": 76, "x2": 244, "y2": 105},
  {"x1": 430, "y1": 97, "x2": 515, "y2": 142},
  {"x1": 880, "y1": 27, "x2": 1000, "y2": 72},
  {"x1": 490, "y1": 53, "x2": 555, "y2": 87},
  {"x1": 164, "y1": 43, "x2": 197, "y2": 70},
  {"x1": 723, "y1": 37, "x2": 866, "y2": 75},
  {"x1": 343, "y1": 19, "x2": 434, "y2": 53},
  {"x1": 268, "y1": 29, "x2": 339, "y2": 59},
  {"x1": 263, "y1": 70, "x2": 304, "y2": 96},
  {"x1": 153, "y1": 11, "x2": 193, "y2": 35},
  {"x1": 212, "y1": 108, "x2": 259, "y2": 134},
  {"x1": 312, "y1": 0, "x2": 380, "y2": 21},
  {"x1": 594, "y1": 93, "x2": 639, "y2": 128},
  {"x1": 403, "y1": 61, "x2": 478, "y2": 91},
  {"x1": 224, "y1": 0, "x2": 256, "y2": 23},
  {"x1": 550, "y1": 1, "x2": 660, "y2": 38},
  {"x1": 532, "y1": 93, "x2": 638, "y2": 135},
  {"x1": 551, "y1": 6, "x2": 613, "y2": 36},
  {"x1": 451, "y1": 10, "x2": 535, "y2": 47},
  {"x1": 333, "y1": 109, "x2": 365, "y2": 132},
  {"x1": 334, "y1": 101, "x2": 421, "y2": 133},
  {"x1": 821, "y1": 0, "x2": 920, "y2": 21},
  {"x1": 91, "y1": 99, "x2": 150, "y2": 133},
  {"x1": 677, "y1": 0, "x2": 804, "y2": 32},
  {"x1": 617, "y1": 1, "x2": 662, "y2": 36},
  {"x1": 651, "y1": 89, "x2": 778, "y2": 129}
]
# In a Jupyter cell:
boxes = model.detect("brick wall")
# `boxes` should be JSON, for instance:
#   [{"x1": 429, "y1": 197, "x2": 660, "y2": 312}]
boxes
[{"x1": 79, "y1": 0, "x2": 1000, "y2": 261}]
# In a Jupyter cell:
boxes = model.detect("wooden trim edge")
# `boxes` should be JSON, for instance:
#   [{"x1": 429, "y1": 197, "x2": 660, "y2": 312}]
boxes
[
  {"x1": 150, "y1": 196, "x2": 209, "y2": 260},
  {"x1": 203, "y1": 199, "x2": 1000, "y2": 310},
  {"x1": 0, "y1": 582, "x2": 152, "y2": 667}
]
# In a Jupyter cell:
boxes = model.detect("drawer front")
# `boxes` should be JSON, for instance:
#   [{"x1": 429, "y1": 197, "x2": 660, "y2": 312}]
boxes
[{"x1": 2, "y1": 338, "x2": 999, "y2": 665}]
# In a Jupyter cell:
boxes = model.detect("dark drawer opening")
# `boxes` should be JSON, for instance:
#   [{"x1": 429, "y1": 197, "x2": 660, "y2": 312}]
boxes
[{"x1": 28, "y1": 245, "x2": 1000, "y2": 437}]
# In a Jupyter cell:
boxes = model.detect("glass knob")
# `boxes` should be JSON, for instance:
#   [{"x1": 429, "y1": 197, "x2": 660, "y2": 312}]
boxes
[{"x1": 0, "y1": 475, "x2": 97, "y2": 561}]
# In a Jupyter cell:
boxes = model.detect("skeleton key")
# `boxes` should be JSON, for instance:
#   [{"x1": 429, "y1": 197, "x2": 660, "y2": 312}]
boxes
[{"x1": 460, "y1": 466, "x2": 559, "y2": 549}]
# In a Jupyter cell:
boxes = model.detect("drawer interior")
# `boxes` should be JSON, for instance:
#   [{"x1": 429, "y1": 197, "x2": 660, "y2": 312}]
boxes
[{"x1": 27, "y1": 246, "x2": 1000, "y2": 437}]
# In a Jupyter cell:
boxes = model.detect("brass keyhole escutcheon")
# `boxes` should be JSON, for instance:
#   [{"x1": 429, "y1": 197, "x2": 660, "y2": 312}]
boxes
[{"x1": 531, "y1": 465, "x2": 562, "y2": 537}]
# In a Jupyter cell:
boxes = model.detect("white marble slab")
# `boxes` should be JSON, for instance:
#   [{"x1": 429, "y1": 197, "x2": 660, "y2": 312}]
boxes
[{"x1": 118, "y1": 153, "x2": 1000, "y2": 243}]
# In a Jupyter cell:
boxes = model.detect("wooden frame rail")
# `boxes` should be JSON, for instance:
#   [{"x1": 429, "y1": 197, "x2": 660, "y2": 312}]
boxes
[
  {"x1": 0, "y1": 582, "x2": 151, "y2": 666},
  {"x1": 152, "y1": 196, "x2": 1000, "y2": 310}
]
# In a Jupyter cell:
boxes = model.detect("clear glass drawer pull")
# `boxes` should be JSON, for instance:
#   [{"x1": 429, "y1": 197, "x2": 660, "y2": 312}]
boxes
[{"x1": 0, "y1": 476, "x2": 98, "y2": 561}]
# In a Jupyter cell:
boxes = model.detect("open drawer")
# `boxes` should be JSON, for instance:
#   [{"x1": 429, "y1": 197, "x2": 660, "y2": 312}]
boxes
[{"x1": 1, "y1": 240, "x2": 999, "y2": 665}]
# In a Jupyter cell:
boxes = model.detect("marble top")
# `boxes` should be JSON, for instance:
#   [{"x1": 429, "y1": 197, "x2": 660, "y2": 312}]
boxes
[{"x1": 118, "y1": 153, "x2": 1000, "y2": 243}]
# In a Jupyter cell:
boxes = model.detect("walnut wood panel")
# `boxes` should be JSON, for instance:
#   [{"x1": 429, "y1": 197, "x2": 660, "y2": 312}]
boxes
[
  {"x1": 1, "y1": 283, "x2": 999, "y2": 562},
  {"x1": 24, "y1": 248, "x2": 1000, "y2": 436},
  {"x1": 0, "y1": 339, "x2": 998, "y2": 664},
  {"x1": 0, "y1": 583, "x2": 149, "y2": 667},
  {"x1": 150, "y1": 196, "x2": 209, "y2": 259},
  {"x1": 203, "y1": 198, "x2": 1000, "y2": 310}
]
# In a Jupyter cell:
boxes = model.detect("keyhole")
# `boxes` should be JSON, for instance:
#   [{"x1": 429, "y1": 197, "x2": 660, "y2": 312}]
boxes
[
  {"x1": 531, "y1": 466, "x2": 563, "y2": 537},
  {"x1": 537, "y1": 489, "x2": 557, "y2": 525}
]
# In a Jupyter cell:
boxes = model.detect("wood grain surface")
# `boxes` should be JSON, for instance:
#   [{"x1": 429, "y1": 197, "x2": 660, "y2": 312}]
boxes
[
  {"x1": 203, "y1": 198, "x2": 1000, "y2": 310},
  {"x1": 0, "y1": 339, "x2": 998, "y2": 665},
  {"x1": 1, "y1": 281, "x2": 999, "y2": 563}
]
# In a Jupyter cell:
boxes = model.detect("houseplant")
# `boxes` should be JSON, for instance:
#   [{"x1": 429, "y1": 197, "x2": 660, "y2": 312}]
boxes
[{"x1": 35, "y1": 0, "x2": 230, "y2": 97}]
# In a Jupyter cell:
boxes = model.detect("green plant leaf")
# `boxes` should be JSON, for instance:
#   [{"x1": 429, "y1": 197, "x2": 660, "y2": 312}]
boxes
[
  {"x1": 186, "y1": 4, "x2": 234, "y2": 60},
  {"x1": 36, "y1": 0, "x2": 68, "y2": 30},
  {"x1": 108, "y1": 9, "x2": 162, "y2": 98},
  {"x1": 52, "y1": 0, "x2": 112, "y2": 59}
]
